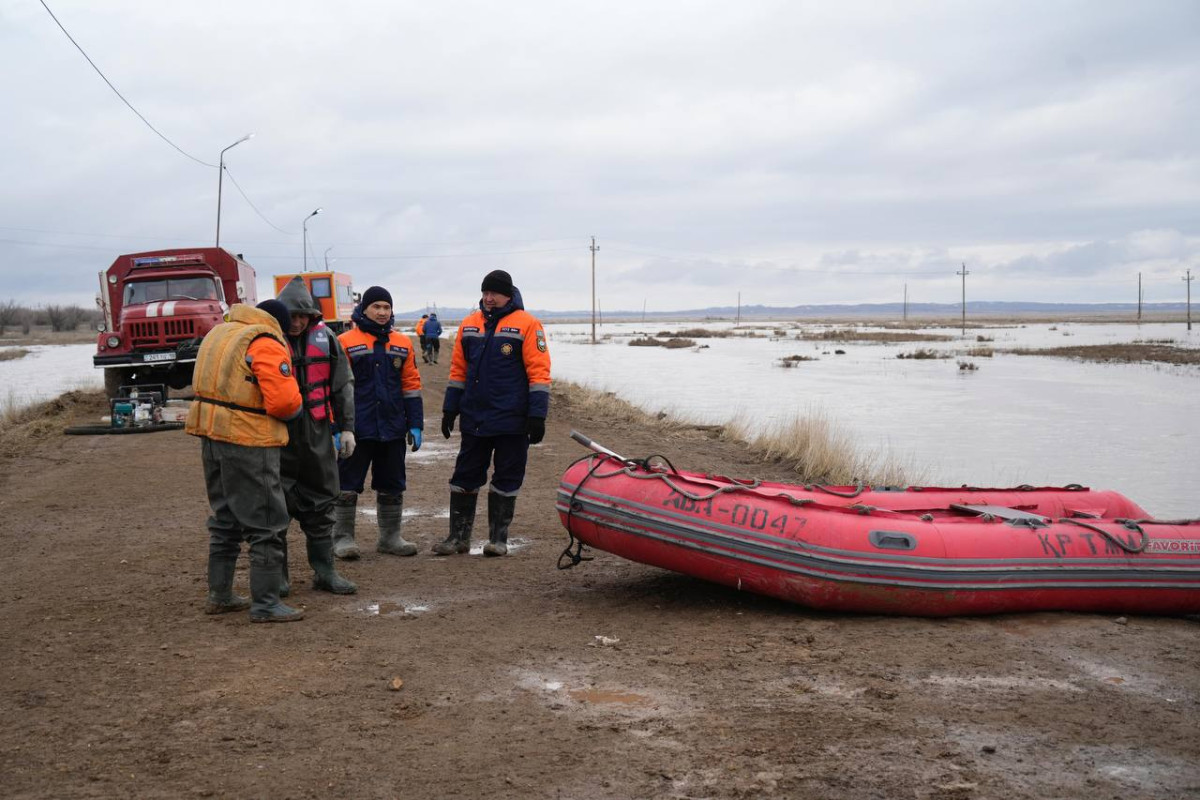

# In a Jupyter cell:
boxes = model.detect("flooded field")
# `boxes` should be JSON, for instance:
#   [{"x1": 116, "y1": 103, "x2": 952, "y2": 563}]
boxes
[{"x1": 548, "y1": 321, "x2": 1199, "y2": 518}]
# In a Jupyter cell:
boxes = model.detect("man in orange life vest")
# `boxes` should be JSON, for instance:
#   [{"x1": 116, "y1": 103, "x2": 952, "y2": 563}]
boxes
[
  {"x1": 335, "y1": 286, "x2": 425, "y2": 558},
  {"x1": 185, "y1": 299, "x2": 305, "y2": 622},
  {"x1": 438, "y1": 269, "x2": 551, "y2": 556},
  {"x1": 275, "y1": 277, "x2": 358, "y2": 595}
]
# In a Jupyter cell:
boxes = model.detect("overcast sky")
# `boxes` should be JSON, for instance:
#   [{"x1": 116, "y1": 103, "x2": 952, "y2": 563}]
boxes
[{"x1": 2, "y1": 0, "x2": 1198, "y2": 312}]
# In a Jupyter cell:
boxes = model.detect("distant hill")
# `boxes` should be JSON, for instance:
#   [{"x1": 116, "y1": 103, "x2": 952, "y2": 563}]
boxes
[{"x1": 398, "y1": 301, "x2": 1188, "y2": 321}]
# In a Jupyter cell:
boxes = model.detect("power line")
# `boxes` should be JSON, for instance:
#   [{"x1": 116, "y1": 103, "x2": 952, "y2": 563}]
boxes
[
  {"x1": 37, "y1": 0, "x2": 216, "y2": 168},
  {"x1": 221, "y1": 166, "x2": 294, "y2": 235}
]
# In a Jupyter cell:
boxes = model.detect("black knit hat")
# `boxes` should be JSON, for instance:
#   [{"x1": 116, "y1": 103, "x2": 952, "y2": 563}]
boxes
[
  {"x1": 481, "y1": 269, "x2": 514, "y2": 296},
  {"x1": 255, "y1": 299, "x2": 291, "y2": 334},
  {"x1": 361, "y1": 286, "x2": 393, "y2": 308}
]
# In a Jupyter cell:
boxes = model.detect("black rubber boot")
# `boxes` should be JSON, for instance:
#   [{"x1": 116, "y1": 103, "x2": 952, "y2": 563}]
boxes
[
  {"x1": 307, "y1": 531, "x2": 358, "y2": 594},
  {"x1": 205, "y1": 555, "x2": 250, "y2": 614},
  {"x1": 279, "y1": 535, "x2": 291, "y2": 598},
  {"x1": 432, "y1": 492, "x2": 476, "y2": 555},
  {"x1": 483, "y1": 492, "x2": 516, "y2": 557},
  {"x1": 249, "y1": 538, "x2": 304, "y2": 623},
  {"x1": 332, "y1": 492, "x2": 360, "y2": 560},
  {"x1": 377, "y1": 493, "x2": 418, "y2": 556}
]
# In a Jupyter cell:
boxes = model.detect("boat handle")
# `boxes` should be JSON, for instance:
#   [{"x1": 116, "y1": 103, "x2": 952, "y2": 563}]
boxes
[{"x1": 869, "y1": 530, "x2": 917, "y2": 551}]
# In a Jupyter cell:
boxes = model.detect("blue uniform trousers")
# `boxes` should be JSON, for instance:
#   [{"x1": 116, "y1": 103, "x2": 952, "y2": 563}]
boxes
[
  {"x1": 449, "y1": 432, "x2": 529, "y2": 495},
  {"x1": 337, "y1": 438, "x2": 409, "y2": 495}
]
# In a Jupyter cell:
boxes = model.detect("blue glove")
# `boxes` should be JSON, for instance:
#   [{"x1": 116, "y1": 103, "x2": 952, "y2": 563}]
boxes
[{"x1": 407, "y1": 427, "x2": 423, "y2": 452}]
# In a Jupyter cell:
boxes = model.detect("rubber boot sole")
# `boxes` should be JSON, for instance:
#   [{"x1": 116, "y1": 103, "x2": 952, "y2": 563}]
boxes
[
  {"x1": 250, "y1": 609, "x2": 305, "y2": 623},
  {"x1": 312, "y1": 575, "x2": 358, "y2": 595}
]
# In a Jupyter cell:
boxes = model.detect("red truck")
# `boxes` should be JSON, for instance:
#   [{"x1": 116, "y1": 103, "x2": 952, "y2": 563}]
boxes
[{"x1": 94, "y1": 248, "x2": 257, "y2": 398}]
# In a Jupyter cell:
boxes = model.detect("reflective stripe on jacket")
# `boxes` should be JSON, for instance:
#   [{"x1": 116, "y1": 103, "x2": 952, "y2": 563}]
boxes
[
  {"x1": 185, "y1": 305, "x2": 302, "y2": 446},
  {"x1": 444, "y1": 298, "x2": 551, "y2": 437},
  {"x1": 338, "y1": 326, "x2": 424, "y2": 441}
]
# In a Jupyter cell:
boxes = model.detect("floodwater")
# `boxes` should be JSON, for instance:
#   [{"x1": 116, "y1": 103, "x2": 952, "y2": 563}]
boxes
[
  {"x1": 546, "y1": 321, "x2": 1198, "y2": 519},
  {"x1": 2, "y1": 324, "x2": 1195, "y2": 518},
  {"x1": 0, "y1": 344, "x2": 102, "y2": 409}
]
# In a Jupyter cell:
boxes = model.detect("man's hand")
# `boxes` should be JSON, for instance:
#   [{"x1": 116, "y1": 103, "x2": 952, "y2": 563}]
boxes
[
  {"x1": 526, "y1": 416, "x2": 545, "y2": 445},
  {"x1": 407, "y1": 428, "x2": 423, "y2": 452},
  {"x1": 339, "y1": 431, "x2": 357, "y2": 460},
  {"x1": 441, "y1": 412, "x2": 457, "y2": 439}
]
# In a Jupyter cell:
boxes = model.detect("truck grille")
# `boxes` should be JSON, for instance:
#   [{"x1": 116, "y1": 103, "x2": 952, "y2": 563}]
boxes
[{"x1": 129, "y1": 318, "x2": 197, "y2": 347}]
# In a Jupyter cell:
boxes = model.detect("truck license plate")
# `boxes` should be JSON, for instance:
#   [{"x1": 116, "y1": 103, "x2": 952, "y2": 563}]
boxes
[{"x1": 142, "y1": 352, "x2": 176, "y2": 362}]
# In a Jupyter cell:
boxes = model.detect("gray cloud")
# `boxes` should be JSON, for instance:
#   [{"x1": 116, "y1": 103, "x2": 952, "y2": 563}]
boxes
[{"x1": 2, "y1": 0, "x2": 1197, "y2": 310}]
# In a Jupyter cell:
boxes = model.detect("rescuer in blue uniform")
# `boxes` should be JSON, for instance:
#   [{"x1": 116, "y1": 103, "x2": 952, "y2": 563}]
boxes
[
  {"x1": 437, "y1": 270, "x2": 551, "y2": 557},
  {"x1": 335, "y1": 286, "x2": 425, "y2": 558},
  {"x1": 424, "y1": 313, "x2": 443, "y2": 364}
]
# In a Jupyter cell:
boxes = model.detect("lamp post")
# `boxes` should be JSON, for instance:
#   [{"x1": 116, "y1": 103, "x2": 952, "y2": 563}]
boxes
[
  {"x1": 302, "y1": 208, "x2": 322, "y2": 272},
  {"x1": 324, "y1": 246, "x2": 333, "y2": 270},
  {"x1": 215, "y1": 133, "x2": 254, "y2": 249}
]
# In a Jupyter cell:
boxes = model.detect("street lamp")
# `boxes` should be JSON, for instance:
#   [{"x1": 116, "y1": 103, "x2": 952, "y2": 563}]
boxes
[
  {"x1": 324, "y1": 246, "x2": 333, "y2": 270},
  {"x1": 215, "y1": 133, "x2": 254, "y2": 249},
  {"x1": 302, "y1": 208, "x2": 322, "y2": 272}
]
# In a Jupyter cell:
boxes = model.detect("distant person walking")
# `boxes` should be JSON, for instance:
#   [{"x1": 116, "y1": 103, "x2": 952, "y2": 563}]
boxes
[
  {"x1": 415, "y1": 315, "x2": 429, "y2": 363},
  {"x1": 275, "y1": 276, "x2": 358, "y2": 597},
  {"x1": 335, "y1": 287, "x2": 425, "y2": 558},
  {"x1": 424, "y1": 313, "x2": 443, "y2": 364},
  {"x1": 185, "y1": 299, "x2": 305, "y2": 623},
  {"x1": 437, "y1": 270, "x2": 550, "y2": 557}
]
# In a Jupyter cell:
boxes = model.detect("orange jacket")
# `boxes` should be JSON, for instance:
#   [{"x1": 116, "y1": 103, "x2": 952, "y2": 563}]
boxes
[
  {"x1": 415, "y1": 317, "x2": 427, "y2": 337},
  {"x1": 185, "y1": 305, "x2": 303, "y2": 446},
  {"x1": 338, "y1": 326, "x2": 424, "y2": 440},
  {"x1": 445, "y1": 302, "x2": 550, "y2": 436}
]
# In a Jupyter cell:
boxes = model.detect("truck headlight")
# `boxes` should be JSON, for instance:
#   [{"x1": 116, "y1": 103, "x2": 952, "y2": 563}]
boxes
[{"x1": 106, "y1": 335, "x2": 121, "y2": 348}]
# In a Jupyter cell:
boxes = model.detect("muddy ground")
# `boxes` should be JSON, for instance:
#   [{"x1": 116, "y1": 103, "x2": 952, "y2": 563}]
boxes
[{"x1": 1, "y1": 364, "x2": 1197, "y2": 800}]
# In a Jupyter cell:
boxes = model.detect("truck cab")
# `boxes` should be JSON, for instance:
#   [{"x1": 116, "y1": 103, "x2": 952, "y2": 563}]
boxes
[
  {"x1": 272, "y1": 271, "x2": 357, "y2": 332},
  {"x1": 95, "y1": 248, "x2": 257, "y2": 398}
]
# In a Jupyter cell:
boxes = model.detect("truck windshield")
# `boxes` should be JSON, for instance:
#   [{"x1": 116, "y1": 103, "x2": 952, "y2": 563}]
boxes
[{"x1": 124, "y1": 277, "x2": 221, "y2": 305}]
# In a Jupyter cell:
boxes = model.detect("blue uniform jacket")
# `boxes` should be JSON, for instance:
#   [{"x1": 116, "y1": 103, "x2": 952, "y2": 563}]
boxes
[{"x1": 338, "y1": 312, "x2": 424, "y2": 442}]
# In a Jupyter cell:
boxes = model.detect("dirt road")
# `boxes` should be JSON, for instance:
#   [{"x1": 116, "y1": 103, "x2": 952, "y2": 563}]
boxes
[{"x1": 1, "y1": 365, "x2": 1197, "y2": 799}]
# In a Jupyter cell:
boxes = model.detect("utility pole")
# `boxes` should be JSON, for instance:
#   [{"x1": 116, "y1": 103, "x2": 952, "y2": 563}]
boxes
[
  {"x1": 641, "y1": 298, "x2": 646, "y2": 324},
  {"x1": 1185, "y1": 269, "x2": 1194, "y2": 331},
  {"x1": 736, "y1": 292, "x2": 741, "y2": 327},
  {"x1": 1137, "y1": 272, "x2": 1142, "y2": 322},
  {"x1": 590, "y1": 236, "x2": 599, "y2": 344},
  {"x1": 903, "y1": 283, "x2": 908, "y2": 322},
  {"x1": 956, "y1": 263, "x2": 969, "y2": 336}
]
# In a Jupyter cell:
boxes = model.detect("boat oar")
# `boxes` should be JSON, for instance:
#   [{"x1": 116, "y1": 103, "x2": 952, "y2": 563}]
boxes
[{"x1": 569, "y1": 430, "x2": 627, "y2": 462}]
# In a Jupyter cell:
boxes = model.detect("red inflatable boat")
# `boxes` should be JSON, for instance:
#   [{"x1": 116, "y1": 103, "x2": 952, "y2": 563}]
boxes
[{"x1": 557, "y1": 436, "x2": 1200, "y2": 616}]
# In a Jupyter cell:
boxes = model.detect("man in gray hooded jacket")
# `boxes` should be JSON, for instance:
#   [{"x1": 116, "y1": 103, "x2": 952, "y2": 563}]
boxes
[{"x1": 276, "y1": 276, "x2": 358, "y2": 595}]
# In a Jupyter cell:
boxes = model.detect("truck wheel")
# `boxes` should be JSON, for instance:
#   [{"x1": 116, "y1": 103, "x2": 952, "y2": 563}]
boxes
[{"x1": 103, "y1": 368, "x2": 130, "y2": 399}]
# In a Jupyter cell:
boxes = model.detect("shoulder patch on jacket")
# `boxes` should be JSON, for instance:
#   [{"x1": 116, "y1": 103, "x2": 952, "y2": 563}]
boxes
[
  {"x1": 536, "y1": 329, "x2": 547, "y2": 352},
  {"x1": 280, "y1": 362, "x2": 292, "y2": 377}
]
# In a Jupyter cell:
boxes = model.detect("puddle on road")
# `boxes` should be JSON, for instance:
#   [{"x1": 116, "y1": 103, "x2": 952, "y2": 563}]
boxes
[
  {"x1": 359, "y1": 508, "x2": 451, "y2": 519},
  {"x1": 355, "y1": 599, "x2": 432, "y2": 617},
  {"x1": 513, "y1": 669, "x2": 667, "y2": 717},
  {"x1": 468, "y1": 536, "x2": 531, "y2": 555}
]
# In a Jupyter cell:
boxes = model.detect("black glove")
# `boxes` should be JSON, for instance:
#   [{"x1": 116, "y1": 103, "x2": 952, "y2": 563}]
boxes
[
  {"x1": 526, "y1": 416, "x2": 545, "y2": 445},
  {"x1": 441, "y1": 412, "x2": 457, "y2": 439}
]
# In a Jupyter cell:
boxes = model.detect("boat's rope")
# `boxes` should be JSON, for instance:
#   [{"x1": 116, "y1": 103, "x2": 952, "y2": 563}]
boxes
[
  {"x1": 1059, "y1": 518, "x2": 1149, "y2": 554},
  {"x1": 558, "y1": 454, "x2": 605, "y2": 570}
]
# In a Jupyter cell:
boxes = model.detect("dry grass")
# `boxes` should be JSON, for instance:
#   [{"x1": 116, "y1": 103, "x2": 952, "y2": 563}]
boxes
[
  {"x1": 797, "y1": 329, "x2": 955, "y2": 343},
  {"x1": 897, "y1": 348, "x2": 949, "y2": 360},
  {"x1": 628, "y1": 337, "x2": 697, "y2": 349},
  {"x1": 0, "y1": 389, "x2": 109, "y2": 459},
  {"x1": 1005, "y1": 343, "x2": 1200, "y2": 365},
  {"x1": 963, "y1": 346, "x2": 994, "y2": 357},
  {"x1": 554, "y1": 380, "x2": 924, "y2": 486},
  {"x1": 724, "y1": 412, "x2": 926, "y2": 486},
  {"x1": 659, "y1": 328, "x2": 730, "y2": 339},
  {"x1": 0, "y1": 348, "x2": 30, "y2": 362}
]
